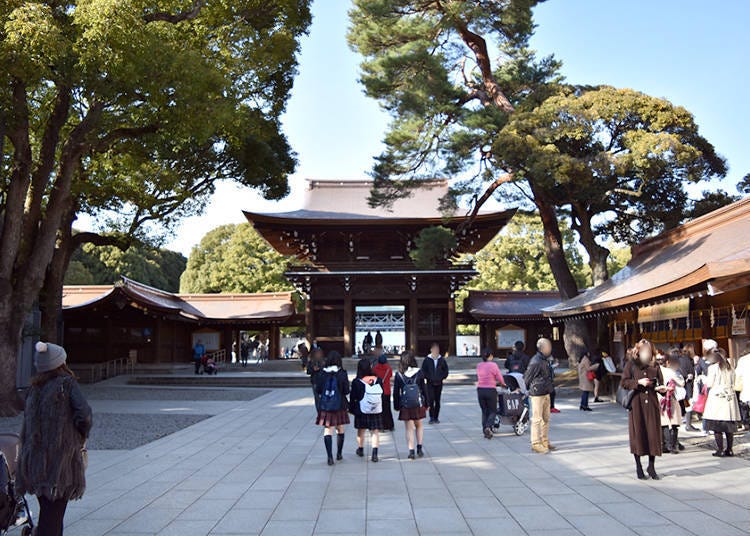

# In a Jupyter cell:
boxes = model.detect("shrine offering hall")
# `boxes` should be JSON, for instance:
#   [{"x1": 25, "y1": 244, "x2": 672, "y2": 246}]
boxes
[{"x1": 245, "y1": 179, "x2": 515, "y2": 357}]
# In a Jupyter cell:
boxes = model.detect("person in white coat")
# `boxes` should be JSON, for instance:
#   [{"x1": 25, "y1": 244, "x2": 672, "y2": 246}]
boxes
[
  {"x1": 659, "y1": 350, "x2": 686, "y2": 453},
  {"x1": 703, "y1": 348, "x2": 741, "y2": 457},
  {"x1": 734, "y1": 343, "x2": 750, "y2": 431}
]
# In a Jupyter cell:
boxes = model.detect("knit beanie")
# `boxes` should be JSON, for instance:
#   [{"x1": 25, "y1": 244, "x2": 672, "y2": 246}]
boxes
[
  {"x1": 378, "y1": 354, "x2": 388, "y2": 364},
  {"x1": 34, "y1": 341, "x2": 67, "y2": 373}
]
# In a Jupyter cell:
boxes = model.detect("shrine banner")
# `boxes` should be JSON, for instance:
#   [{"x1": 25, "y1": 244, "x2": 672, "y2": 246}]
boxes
[{"x1": 638, "y1": 298, "x2": 690, "y2": 323}]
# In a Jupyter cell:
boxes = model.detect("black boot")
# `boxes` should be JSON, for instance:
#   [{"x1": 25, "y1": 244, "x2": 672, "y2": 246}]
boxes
[
  {"x1": 371, "y1": 448, "x2": 379, "y2": 463},
  {"x1": 408, "y1": 449, "x2": 415, "y2": 460},
  {"x1": 673, "y1": 427, "x2": 684, "y2": 452},
  {"x1": 646, "y1": 456, "x2": 659, "y2": 480},
  {"x1": 662, "y1": 427, "x2": 672, "y2": 453},
  {"x1": 417, "y1": 444, "x2": 424, "y2": 458},
  {"x1": 324, "y1": 436, "x2": 334, "y2": 466},
  {"x1": 336, "y1": 434, "x2": 345, "y2": 461},
  {"x1": 712, "y1": 432, "x2": 725, "y2": 457},
  {"x1": 634, "y1": 455, "x2": 646, "y2": 480},
  {"x1": 725, "y1": 432, "x2": 734, "y2": 457}
]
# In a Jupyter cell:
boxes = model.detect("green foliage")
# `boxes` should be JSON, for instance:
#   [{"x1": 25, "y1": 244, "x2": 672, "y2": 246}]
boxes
[
  {"x1": 410, "y1": 226, "x2": 458, "y2": 269},
  {"x1": 689, "y1": 189, "x2": 741, "y2": 219},
  {"x1": 738, "y1": 174, "x2": 750, "y2": 195},
  {"x1": 494, "y1": 86, "x2": 727, "y2": 244},
  {"x1": 180, "y1": 223, "x2": 294, "y2": 294},
  {"x1": 1, "y1": 0, "x2": 312, "y2": 244},
  {"x1": 462, "y1": 213, "x2": 590, "y2": 292},
  {"x1": 348, "y1": 2, "x2": 724, "y2": 294},
  {"x1": 66, "y1": 241, "x2": 187, "y2": 292}
]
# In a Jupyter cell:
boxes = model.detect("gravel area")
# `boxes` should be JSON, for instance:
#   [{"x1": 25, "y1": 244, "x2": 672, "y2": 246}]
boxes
[
  {"x1": 80, "y1": 385, "x2": 270, "y2": 401},
  {"x1": 0, "y1": 386, "x2": 270, "y2": 450}
]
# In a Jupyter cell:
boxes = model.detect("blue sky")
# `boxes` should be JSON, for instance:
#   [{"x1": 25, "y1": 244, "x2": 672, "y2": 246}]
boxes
[{"x1": 167, "y1": 0, "x2": 750, "y2": 255}]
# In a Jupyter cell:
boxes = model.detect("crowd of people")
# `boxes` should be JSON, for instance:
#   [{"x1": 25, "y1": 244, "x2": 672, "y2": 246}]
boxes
[
  {"x1": 12, "y1": 334, "x2": 749, "y2": 534},
  {"x1": 307, "y1": 343, "x2": 449, "y2": 464},
  {"x1": 621, "y1": 337, "x2": 749, "y2": 480}
]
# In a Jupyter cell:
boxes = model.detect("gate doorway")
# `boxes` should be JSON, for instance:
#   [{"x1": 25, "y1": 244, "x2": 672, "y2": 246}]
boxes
[{"x1": 355, "y1": 305, "x2": 406, "y2": 355}]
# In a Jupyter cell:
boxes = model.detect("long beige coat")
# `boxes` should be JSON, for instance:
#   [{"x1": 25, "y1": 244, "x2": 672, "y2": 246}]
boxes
[
  {"x1": 578, "y1": 356, "x2": 598, "y2": 392},
  {"x1": 703, "y1": 364, "x2": 741, "y2": 422}
]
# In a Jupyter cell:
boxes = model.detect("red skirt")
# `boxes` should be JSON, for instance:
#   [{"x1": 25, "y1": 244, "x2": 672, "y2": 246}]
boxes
[
  {"x1": 316, "y1": 409, "x2": 350, "y2": 427},
  {"x1": 399, "y1": 406, "x2": 427, "y2": 421}
]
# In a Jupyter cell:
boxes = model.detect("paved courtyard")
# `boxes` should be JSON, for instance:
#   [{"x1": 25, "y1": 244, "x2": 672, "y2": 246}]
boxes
[{"x1": 9, "y1": 384, "x2": 750, "y2": 535}]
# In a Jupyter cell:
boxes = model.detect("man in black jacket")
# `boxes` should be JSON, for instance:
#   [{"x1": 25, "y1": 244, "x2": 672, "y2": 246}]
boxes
[
  {"x1": 524, "y1": 338, "x2": 555, "y2": 454},
  {"x1": 505, "y1": 341, "x2": 530, "y2": 374},
  {"x1": 421, "y1": 342, "x2": 449, "y2": 424}
]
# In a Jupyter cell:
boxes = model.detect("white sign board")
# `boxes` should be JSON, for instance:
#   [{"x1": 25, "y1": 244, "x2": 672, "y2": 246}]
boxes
[
  {"x1": 497, "y1": 328, "x2": 526, "y2": 349},
  {"x1": 732, "y1": 316, "x2": 748, "y2": 336},
  {"x1": 192, "y1": 331, "x2": 221, "y2": 351}
]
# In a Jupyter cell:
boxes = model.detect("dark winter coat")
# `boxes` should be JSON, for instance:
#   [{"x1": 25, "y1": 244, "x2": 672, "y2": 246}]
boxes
[
  {"x1": 524, "y1": 352, "x2": 554, "y2": 397},
  {"x1": 505, "y1": 350, "x2": 530, "y2": 374},
  {"x1": 421, "y1": 356, "x2": 449, "y2": 385},
  {"x1": 621, "y1": 360, "x2": 663, "y2": 456},
  {"x1": 314, "y1": 367, "x2": 350, "y2": 411},
  {"x1": 17, "y1": 375, "x2": 92, "y2": 501}
]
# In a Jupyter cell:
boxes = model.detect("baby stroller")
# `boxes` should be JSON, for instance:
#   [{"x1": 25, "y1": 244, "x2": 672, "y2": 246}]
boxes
[
  {"x1": 494, "y1": 374, "x2": 530, "y2": 436},
  {"x1": 0, "y1": 433, "x2": 34, "y2": 536},
  {"x1": 201, "y1": 356, "x2": 219, "y2": 375}
]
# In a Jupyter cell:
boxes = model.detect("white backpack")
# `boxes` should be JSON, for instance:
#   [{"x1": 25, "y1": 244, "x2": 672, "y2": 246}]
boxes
[{"x1": 359, "y1": 379, "x2": 383, "y2": 414}]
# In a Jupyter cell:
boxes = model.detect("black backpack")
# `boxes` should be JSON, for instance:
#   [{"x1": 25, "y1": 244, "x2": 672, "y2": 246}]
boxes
[
  {"x1": 319, "y1": 372, "x2": 342, "y2": 411},
  {"x1": 399, "y1": 373, "x2": 423, "y2": 409}
]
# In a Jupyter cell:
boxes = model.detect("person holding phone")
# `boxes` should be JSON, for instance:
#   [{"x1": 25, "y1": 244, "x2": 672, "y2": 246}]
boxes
[{"x1": 620, "y1": 339, "x2": 666, "y2": 480}]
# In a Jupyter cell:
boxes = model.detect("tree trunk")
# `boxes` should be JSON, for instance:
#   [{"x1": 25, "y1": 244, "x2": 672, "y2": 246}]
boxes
[
  {"x1": 530, "y1": 184, "x2": 592, "y2": 364},
  {"x1": 570, "y1": 204, "x2": 611, "y2": 351},
  {"x1": 39, "y1": 208, "x2": 76, "y2": 343},
  {"x1": 571, "y1": 203, "x2": 610, "y2": 287}
]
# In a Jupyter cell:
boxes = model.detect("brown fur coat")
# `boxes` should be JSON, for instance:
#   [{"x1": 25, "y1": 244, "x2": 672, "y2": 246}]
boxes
[{"x1": 17, "y1": 375, "x2": 92, "y2": 501}]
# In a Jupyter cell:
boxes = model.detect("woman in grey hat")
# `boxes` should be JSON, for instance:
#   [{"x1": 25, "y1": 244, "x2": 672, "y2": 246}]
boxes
[{"x1": 17, "y1": 341, "x2": 92, "y2": 536}]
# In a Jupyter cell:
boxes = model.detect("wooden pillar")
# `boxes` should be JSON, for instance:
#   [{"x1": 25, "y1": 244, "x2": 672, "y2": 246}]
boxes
[
  {"x1": 222, "y1": 326, "x2": 232, "y2": 361},
  {"x1": 234, "y1": 329, "x2": 242, "y2": 364},
  {"x1": 104, "y1": 317, "x2": 113, "y2": 362},
  {"x1": 305, "y1": 298, "x2": 314, "y2": 346},
  {"x1": 269, "y1": 324, "x2": 280, "y2": 360},
  {"x1": 154, "y1": 317, "x2": 163, "y2": 363},
  {"x1": 343, "y1": 295, "x2": 353, "y2": 357},
  {"x1": 480, "y1": 323, "x2": 488, "y2": 352},
  {"x1": 447, "y1": 297, "x2": 456, "y2": 356},
  {"x1": 409, "y1": 296, "x2": 419, "y2": 354}
]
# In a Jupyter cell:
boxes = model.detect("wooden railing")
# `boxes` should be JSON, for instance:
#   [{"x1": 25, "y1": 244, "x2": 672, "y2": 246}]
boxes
[
  {"x1": 70, "y1": 355, "x2": 137, "y2": 383},
  {"x1": 206, "y1": 349, "x2": 227, "y2": 365}
]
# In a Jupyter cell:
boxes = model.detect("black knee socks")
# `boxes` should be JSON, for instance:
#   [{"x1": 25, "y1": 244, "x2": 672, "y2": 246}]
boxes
[
  {"x1": 725, "y1": 432, "x2": 733, "y2": 452},
  {"x1": 324, "y1": 435, "x2": 333, "y2": 458},
  {"x1": 337, "y1": 434, "x2": 345, "y2": 456}
]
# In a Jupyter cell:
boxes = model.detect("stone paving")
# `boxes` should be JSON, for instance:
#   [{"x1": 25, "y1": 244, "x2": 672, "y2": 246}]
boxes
[{"x1": 10, "y1": 385, "x2": 750, "y2": 535}]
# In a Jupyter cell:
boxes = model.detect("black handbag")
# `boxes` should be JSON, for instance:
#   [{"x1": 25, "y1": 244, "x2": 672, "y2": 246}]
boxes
[{"x1": 617, "y1": 385, "x2": 636, "y2": 410}]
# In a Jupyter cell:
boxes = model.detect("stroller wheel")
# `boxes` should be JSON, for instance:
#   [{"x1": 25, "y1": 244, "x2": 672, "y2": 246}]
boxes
[{"x1": 514, "y1": 420, "x2": 528, "y2": 436}]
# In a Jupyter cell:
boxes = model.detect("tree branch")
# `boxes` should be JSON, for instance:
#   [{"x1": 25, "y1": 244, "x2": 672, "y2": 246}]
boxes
[{"x1": 143, "y1": 1, "x2": 203, "y2": 23}]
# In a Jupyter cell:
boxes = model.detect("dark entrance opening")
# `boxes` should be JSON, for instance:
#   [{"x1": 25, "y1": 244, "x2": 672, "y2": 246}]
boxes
[{"x1": 355, "y1": 305, "x2": 406, "y2": 355}]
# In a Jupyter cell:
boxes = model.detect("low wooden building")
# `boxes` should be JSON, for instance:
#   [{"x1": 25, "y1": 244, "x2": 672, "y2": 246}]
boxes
[
  {"x1": 462, "y1": 290, "x2": 567, "y2": 360},
  {"x1": 62, "y1": 277, "x2": 299, "y2": 365},
  {"x1": 544, "y1": 197, "x2": 750, "y2": 366}
]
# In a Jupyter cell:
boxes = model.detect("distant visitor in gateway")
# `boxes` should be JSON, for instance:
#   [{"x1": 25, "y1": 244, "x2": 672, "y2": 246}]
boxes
[
  {"x1": 363, "y1": 331, "x2": 374, "y2": 353},
  {"x1": 421, "y1": 343, "x2": 449, "y2": 424}
]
